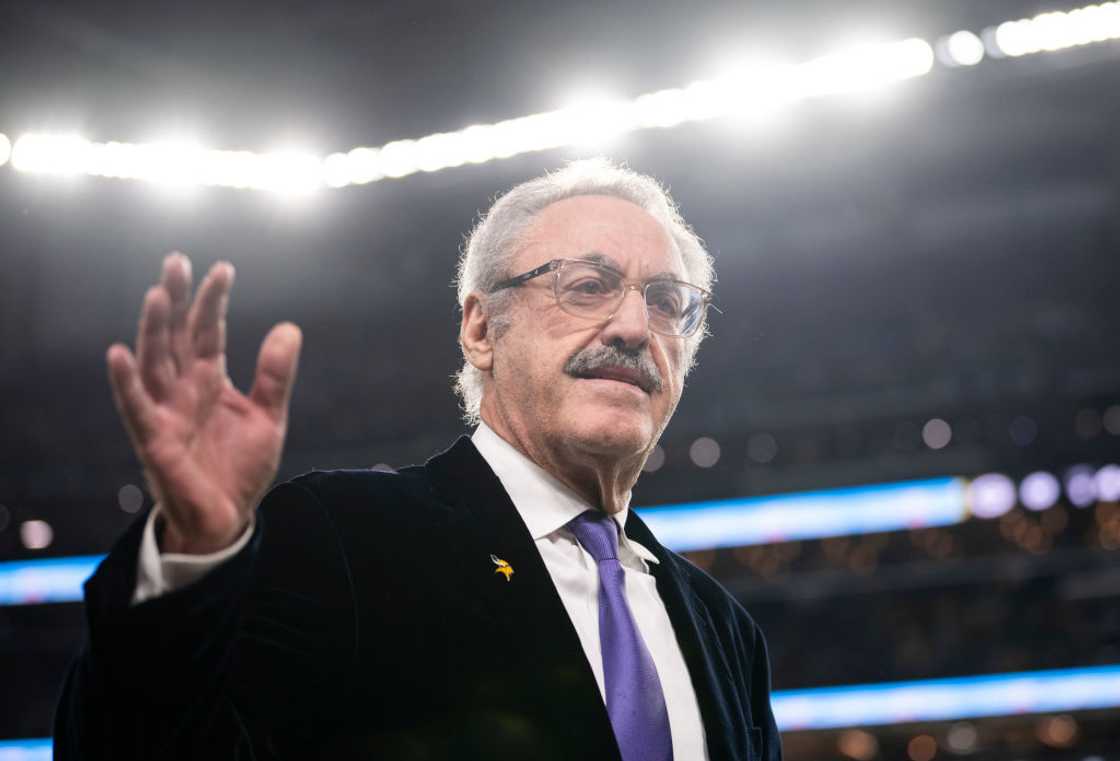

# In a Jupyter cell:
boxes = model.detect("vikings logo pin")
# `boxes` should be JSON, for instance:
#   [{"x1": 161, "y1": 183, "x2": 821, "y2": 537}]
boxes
[{"x1": 490, "y1": 554, "x2": 514, "y2": 582}]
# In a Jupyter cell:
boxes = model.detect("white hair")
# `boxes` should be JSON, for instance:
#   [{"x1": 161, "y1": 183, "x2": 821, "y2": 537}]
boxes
[{"x1": 453, "y1": 158, "x2": 714, "y2": 425}]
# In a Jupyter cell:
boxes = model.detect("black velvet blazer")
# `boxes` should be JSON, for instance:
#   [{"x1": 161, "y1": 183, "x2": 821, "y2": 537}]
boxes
[{"x1": 55, "y1": 437, "x2": 781, "y2": 760}]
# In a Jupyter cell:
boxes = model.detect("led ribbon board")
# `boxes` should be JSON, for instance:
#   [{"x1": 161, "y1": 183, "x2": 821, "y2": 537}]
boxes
[
  {"x1": 636, "y1": 477, "x2": 967, "y2": 551},
  {"x1": 5, "y1": 665, "x2": 1119, "y2": 758}
]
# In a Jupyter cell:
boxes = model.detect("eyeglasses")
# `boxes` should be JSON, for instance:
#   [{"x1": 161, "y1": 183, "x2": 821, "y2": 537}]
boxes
[{"x1": 490, "y1": 258, "x2": 716, "y2": 338}]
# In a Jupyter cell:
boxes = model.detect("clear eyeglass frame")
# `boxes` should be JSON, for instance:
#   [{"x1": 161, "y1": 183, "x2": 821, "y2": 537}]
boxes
[{"x1": 489, "y1": 257, "x2": 718, "y2": 338}]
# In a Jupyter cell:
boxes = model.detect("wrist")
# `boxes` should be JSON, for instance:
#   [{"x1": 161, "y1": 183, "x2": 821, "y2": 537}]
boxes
[{"x1": 157, "y1": 512, "x2": 249, "y2": 555}]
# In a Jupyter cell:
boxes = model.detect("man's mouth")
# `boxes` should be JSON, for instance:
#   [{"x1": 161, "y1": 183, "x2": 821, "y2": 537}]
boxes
[{"x1": 573, "y1": 366, "x2": 654, "y2": 394}]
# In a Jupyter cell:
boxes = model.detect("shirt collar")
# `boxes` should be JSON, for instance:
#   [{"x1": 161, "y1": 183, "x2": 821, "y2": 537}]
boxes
[{"x1": 471, "y1": 421, "x2": 659, "y2": 566}]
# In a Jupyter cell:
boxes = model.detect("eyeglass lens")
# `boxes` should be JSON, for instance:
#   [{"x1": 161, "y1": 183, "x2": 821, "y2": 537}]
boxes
[{"x1": 555, "y1": 261, "x2": 704, "y2": 336}]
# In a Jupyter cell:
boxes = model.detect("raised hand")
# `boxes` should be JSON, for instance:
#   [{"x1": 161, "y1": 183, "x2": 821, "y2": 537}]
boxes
[{"x1": 107, "y1": 253, "x2": 302, "y2": 554}]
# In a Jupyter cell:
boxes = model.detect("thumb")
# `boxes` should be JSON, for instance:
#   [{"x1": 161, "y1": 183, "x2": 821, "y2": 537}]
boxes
[{"x1": 249, "y1": 322, "x2": 302, "y2": 422}]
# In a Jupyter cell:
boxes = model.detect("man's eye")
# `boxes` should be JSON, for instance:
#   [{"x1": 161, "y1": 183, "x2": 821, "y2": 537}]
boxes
[
  {"x1": 648, "y1": 290, "x2": 682, "y2": 316},
  {"x1": 567, "y1": 277, "x2": 612, "y2": 295}
]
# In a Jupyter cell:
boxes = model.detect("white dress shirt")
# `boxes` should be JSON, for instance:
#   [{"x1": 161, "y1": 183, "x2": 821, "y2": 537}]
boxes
[
  {"x1": 132, "y1": 423, "x2": 709, "y2": 759},
  {"x1": 471, "y1": 423, "x2": 709, "y2": 760}
]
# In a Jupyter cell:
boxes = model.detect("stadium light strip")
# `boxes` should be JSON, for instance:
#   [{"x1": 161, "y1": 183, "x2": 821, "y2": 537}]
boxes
[
  {"x1": 637, "y1": 476, "x2": 966, "y2": 552},
  {"x1": 8, "y1": 460, "x2": 1120, "y2": 606},
  {"x1": 0, "y1": 555, "x2": 104, "y2": 606},
  {"x1": 0, "y1": 476, "x2": 963, "y2": 605},
  {"x1": 772, "y1": 664, "x2": 1120, "y2": 730},
  {"x1": 6, "y1": 459, "x2": 1119, "y2": 606},
  {"x1": 1, "y1": 2, "x2": 1117, "y2": 193},
  {"x1": 3, "y1": 664, "x2": 1118, "y2": 758},
  {"x1": 0, "y1": 738, "x2": 50, "y2": 761}
]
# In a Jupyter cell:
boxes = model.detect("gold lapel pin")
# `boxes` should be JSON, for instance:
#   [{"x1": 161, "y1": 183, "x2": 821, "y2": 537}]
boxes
[{"x1": 490, "y1": 553, "x2": 514, "y2": 582}]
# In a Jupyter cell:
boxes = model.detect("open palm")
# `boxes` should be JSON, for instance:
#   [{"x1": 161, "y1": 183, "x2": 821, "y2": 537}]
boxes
[{"x1": 107, "y1": 253, "x2": 302, "y2": 554}]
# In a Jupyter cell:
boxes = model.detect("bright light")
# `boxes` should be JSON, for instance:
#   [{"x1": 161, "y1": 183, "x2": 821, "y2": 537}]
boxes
[
  {"x1": 88, "y1": 140, "x2": 207, "y2": 187},
  {"x1": 6, "y1": 664, "x2": 1120, "y2": 750},
  {"x1": 631, "y1": 80, "x2": 736, "y2": 128},
  {"x1": 457, "y1": 124, "x2": 503, "y2": 164},
  {"x1": 414, "y1": 131, "x2": 467, "y2": 173},
  {"x1": 1019, "y1": 471, "x2": 1060, "y2": 511},
  {"x1": 9, "y1": 134, "x2": 325, "y2": 194},
  {"x1": 640, "y1": 477, "x2": 966, "y2": 550},
  {"x1": 322, "y1": 152, "x2": 352, "y2": 188},
  {"x1": 0, "y1": 555, "x2": 103, "y2": 605},
  {"x1": 19, "y1": 520, "x2": 53, "y2": 550},
  {"x1": 941, "y1": 30, "x2": 986, "y2": 66},
  {"x1": 345, "y1": 146, "x2": 385, "y2": 185},
  {"x1": 143, "y1": 141, "x2": 206, "y2": 186},
  {"x1": 198, "y1": 149, "x2": 260, "y2": 189},
  {"x1": 555, "y1": 94, "x2": 636, "y2": 148},
  {"x1": 257, "y1": 150, "x2": 324, "y2": 196},
  {"x1": 12, "y1": 133, "x2": 92, "y2": 175},
  {"x1": 1065, "y1": 465, "x2": 1098, "y2": 507},
  {"x1": 705, "y1": 60, "x2": 798, "y2": 127},
  {"x1": 7, "y1": 4, "x2": 1120, "y2": 192},
  {"x1": 632, "y1": 87, "x2": 695, "y2": 129},
  {"x1": 990, "y1": 3, "x2": 1120, "y2": 57},
  {"x1": 968, "y1": 473, "x2": 1016, "y2": 519},
  {"x1": 318, "y1": 36, "x2": 933, "y2": 186},
  {"x1": 377, "y1": 139, "x2": 420, "y2": 179},
  {"x1": 1096, "y1": 464, "x2": 1120, "y2": 501},
  {"x1": 794, "y1": 38, "x2": 934, "y2": 98},
  {"x1": 773, "y1": 665, "x2": 1120, "y2": 730},
  {"x1": 0, "y1": 738, "x2": 51, "y2": 760}
]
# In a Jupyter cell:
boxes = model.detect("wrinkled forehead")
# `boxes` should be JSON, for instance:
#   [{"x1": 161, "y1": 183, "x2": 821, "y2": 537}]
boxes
[{"x1": 513, "y1": 194, "x2": 686, "y2": 279}]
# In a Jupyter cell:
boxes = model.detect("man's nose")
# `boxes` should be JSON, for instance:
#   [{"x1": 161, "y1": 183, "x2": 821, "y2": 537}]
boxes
[{"x1": 600, "y1": 286, "x2": 650, "y2": 348}]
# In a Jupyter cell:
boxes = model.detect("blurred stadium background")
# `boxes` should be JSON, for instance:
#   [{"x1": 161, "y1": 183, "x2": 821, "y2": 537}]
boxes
[{"x1": 2, "y1": 0, "x2": 1120, "y2": 758}]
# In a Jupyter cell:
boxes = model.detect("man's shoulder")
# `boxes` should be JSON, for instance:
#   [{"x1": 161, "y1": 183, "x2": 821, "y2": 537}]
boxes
[
  {"x1": 287, "y1": 464, "x2": 431, "y2": 500},
  {"x1": 663, "y1": 545, "x2": 763, "y2": 640},
  {"x1": 263, "y1": 435, "x2": 480, "y2": 528},
  {"x1": 272, "y1": 463, "x2": 443, "y2": 522}
]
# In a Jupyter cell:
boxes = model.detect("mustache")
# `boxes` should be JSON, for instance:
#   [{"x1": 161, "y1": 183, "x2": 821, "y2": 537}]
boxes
[{"x1": 563, "y1": 344, "x2": 664, "y2": 394}]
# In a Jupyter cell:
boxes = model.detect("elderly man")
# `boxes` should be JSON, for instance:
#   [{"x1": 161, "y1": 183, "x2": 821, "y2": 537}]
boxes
[{"x1": 55, "y1": 160, "x2": 781, "y2": 761}]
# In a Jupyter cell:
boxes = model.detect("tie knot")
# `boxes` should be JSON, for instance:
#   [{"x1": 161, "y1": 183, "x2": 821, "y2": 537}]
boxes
[{"x1": 568, "y1": 510, "x2": 621, "y2": 563}]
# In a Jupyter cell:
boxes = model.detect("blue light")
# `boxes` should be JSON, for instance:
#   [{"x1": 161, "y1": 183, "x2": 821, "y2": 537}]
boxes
[
  {"x1": 0, "y1": 555, "x2": 103, "y2": 605},
  {"x1": 0, "y1": 738, "x2": 51, "y2": 761},
  {"x1": 4, "y1": 664, "x2": 1117, "y2": 752},
  {"x1": 637, "y1": 477, "x2": 966, "y2": 551},
  {"x1": 773, "y1": 664, "x2": 1120, "y2": 730},
  {"x1": 0, "y1": 477, "x2": 969, "y2": 606}
]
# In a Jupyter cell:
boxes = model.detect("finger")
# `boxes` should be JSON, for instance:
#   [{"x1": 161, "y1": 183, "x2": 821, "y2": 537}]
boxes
[
  {"x1": 107, "y1": 343, "x2": 159, "y2": 450},
  {"x1": 135, "y1": 286, "x2": 174, "y2": 401},
  {"x1": 249, "y1": 322, "x2": 302, "y2": 423},
  {"x1": 161, "y1": 252, "x2": 193, "y2": 373},
  {"x1": 187, "y1": 261, "x2": 235, "y2": 360}
]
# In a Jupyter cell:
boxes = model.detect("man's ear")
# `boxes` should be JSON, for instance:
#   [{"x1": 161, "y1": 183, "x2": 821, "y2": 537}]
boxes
[{"x1": 460, "y1": 292, "x2": 494, "y2": 372}]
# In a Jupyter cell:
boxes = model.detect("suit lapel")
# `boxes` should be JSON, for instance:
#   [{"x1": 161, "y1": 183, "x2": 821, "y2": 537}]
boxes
[
  {"x1": 422, "y1": 437, "x2": 752, "y2": 760},
  {"x1": 423, "y1": 437, "x2": 621, "y2": 759},
  {"x1": 625, "y1": 512, "x2": 749, "y2": 761}
]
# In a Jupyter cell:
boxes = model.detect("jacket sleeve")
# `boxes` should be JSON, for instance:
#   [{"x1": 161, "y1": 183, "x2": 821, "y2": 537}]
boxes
[{"x1": 53, "y1": 479, "x2": 357, "y2": 760}]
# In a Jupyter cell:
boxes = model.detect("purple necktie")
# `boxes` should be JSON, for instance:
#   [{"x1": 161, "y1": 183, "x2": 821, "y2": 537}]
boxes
[{"x1": 568, "y1": 510, "x2": 673, "y2": 761}]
